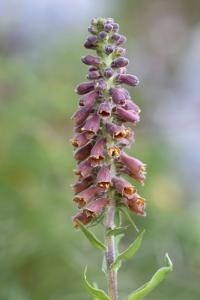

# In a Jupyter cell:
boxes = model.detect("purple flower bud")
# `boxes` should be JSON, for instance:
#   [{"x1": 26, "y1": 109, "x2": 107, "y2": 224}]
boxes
[
  {"x1": 72, "y1": 105, "x2": 93, "y2": 125},
  {"x1": 112, "y1": 177, "x2": 136, "y2": 199},
  {"x1": 84, "y1": 35, "x2": 97, "y2": 49},
  {"x1": 74, "y1": 158, "x2": 93, "y2": 178},
  {"x1": 104, "y1": 45, "x2": 114, "y2": 55},
  {"x1": 81, "y1": 55, "x2": 100, "y2": 66},
  {"x1": 88, "y1": 25, "x2": 97, "y2": 34},
  {"x1": 88, "y1": 66, "x2": 98, "y2": 72},
  {"x1": 98, "y1": 102, "x2": 112, "y2": 118},
  {"x1": 88, "y1": 35, "x2": 98, "y2": 43},
  {"x1": 98, "y1": 31, "x2": 107, "y2": 40},
  {"x1": 111, "y1": 33, "x2": 121, "y2": 42},
  {"x1": 110, "y1": 87, "x2": 129, "y2": 105},
  {"x1": 122, "y1": 100, "x2": 140, "y2": 113},
  {"x1": 71, "y1": 132, "x2": 89, "y2": 148},
  {"x1": 84, "y1": 197, "x2": 108, "y2": 217},
  {"x1": 104, "y1": 67, "x2": 113, "y2": 78},
  {"x1": 112, "y1": 23, "x2": 119, "y2": 32},
  {"x1": 72, "y1": 211, "x2": 92, "y2": 228},
  {"x1": 79, "y1": 90, "x2": 99, "y2": 107},
  {"x1": 95, "y1": 79, "x2": 107, "y2": 91},
  {"x1": 81, "y1": 114, "x2": 100, "y2": 137},
  {"x1": 104, "y1": 23, "x2": 113, "y2": 32},
  {"x1": 90, "y1": 138, "x2": 106, "y2": 167},
  {"x1": 106, "y1": 122, "x2": 127, "y2": 140},
  {"x1": 96, "y1": 166, "x2": 111, "y2": 190},
  {"x1": 76, "y1": 82, "x2": 94, "y2": 95},
  {"x1": 74, "y1": 142, "x2": 93, "y2": 162},
  {"x1": 122, "y1": 194, "x2": 146, "y2": 216},
  {"x1": 72, "y1": 176, "x2": 93, "y2": 193},
  {"x1": 73, "y1": 185, "x2": 101, "y2": 208},
  {"x1": 115, "y1": 106, "x2": 140, "y2": 123},
  {"x1": 87, "y1": 70, "x2": 101, "y2": 80},
  {"x1": 116, "y1": 35, "x2": 127, "y2": 45},
  {"x1": 114, "y1": 47, "x2": 126, "y2": 56},
  {"x1": 111, "y1": 57, "x2": 129, "y2": 68},
  {"x1": 116, "y1": 74, "x2": 140, "y2": 86}
]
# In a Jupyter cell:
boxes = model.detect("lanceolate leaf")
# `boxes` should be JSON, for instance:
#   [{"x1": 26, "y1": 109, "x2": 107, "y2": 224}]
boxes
[
  {"x1": 112, "y1": 230, "x2": 145, "y2": 270},
  {"x1": 127, "y1": 253, "x2": 173, "y2": 300},
  {"x1": 84, "y1": 266, "x2": 110, "y2": 300},
  {"x1": 78, "y1": 222, "x2": 106, "y2": 251}
]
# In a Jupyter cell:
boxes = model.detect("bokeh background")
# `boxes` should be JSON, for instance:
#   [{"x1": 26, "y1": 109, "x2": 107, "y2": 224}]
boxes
[{"x1": 0, "y1": 0, "x2": 200, "y2": 299}]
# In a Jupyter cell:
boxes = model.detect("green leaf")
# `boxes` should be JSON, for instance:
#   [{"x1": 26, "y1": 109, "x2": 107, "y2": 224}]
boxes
[
  {"x1": 120, "y1": 208, "x2": 139, "y2": 232},
  {"x1": 78, "y1": 222, "x2": 106, "y2": 251},
  {"x1": 127, "y1": 253, "x2": 173, "y2": 300},
  {"x1": 107, "y1": 226, "x2": 129, "y2": 237},
  {"x1": 112, "y1": 230, "x2": 145, "y2": 270},
  {"x1": 84, "y1": 266, "x2": 110, "y2": 300}
]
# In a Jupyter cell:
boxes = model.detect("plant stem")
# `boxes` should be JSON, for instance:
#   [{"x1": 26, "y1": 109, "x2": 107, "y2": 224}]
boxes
[{"x1": 105, "y1": 202, "x2": 118, "y2": 300}]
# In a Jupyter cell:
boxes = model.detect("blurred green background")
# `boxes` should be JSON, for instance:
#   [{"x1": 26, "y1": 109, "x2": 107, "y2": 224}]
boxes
[{"x1": 0, "y1": 0, "x2": 200, "y2": 299}]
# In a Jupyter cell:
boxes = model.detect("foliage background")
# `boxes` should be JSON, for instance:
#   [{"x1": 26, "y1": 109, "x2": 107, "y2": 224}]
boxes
[{"x1": 0, "y1": 0, "x2": 200, "y2": 299}]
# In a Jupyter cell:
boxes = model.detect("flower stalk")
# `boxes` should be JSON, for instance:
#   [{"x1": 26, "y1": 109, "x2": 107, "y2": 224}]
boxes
[
  {"x1": 105, "y1": 203, "x2": 118, "y2": 300},
  {"x1": 71, "y1": 17, "x2": 173, "y2": 300}
]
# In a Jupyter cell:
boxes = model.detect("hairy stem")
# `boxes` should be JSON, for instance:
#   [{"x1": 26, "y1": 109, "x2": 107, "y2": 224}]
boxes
[{"x1": 105, "y1": 202, "x2": 118, "y2": 300}]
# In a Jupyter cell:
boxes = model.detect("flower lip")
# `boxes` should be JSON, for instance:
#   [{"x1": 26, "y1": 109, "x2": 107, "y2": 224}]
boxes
[
  {"x1": 73, "y1": 185, "x2": 101, "y2": 208},
  {"x1": 108, "y1": 146, "x2": 121, "y2": 158},
  {"x1": 112, "y1": 177, "x2": 136, "y2": 199},
  {"x1": 90, "y1": 138, "x2": 106, "y2": 167},
  {"x1": 96, "y1": 166, "x2": 111, "y2": 190},
  {"x1": 123, "y1": 193, "x2": 146, "y2": 216},
  {"x1": 81, "y1": 114, "x2": 100, "y2": 137},
  {"x1": 72, "y1": 211, "x2": 93, "y2": 228},
  {"x1": 98, "y1": 102, "x2": 112, "y2": 118},
  {"x1": 106, "y1": 122, "x2": 127, "y2": 140},
  {"x1": 70, "y1": 132, "x2": 89, "y2": 148}
]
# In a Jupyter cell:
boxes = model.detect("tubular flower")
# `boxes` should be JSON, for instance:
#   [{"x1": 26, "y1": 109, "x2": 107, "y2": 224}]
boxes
[{"x1": 71, "y1": 17, "x2": 146, "y2": 227}]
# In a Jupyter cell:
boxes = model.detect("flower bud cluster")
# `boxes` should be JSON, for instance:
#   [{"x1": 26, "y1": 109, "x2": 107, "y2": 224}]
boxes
[{"x1": 71, "y1": 17, "x2": 146, "y2": 228}]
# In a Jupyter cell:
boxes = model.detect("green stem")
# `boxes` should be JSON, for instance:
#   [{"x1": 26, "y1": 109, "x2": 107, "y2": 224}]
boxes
[{"x1": 105, "y1": 202, "x2": 118, "y2": 300}]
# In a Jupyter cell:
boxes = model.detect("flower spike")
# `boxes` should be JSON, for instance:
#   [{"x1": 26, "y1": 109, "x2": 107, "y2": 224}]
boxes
[{"x1": 70, "y1": 17, "x2": 172, "y2": 300}]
